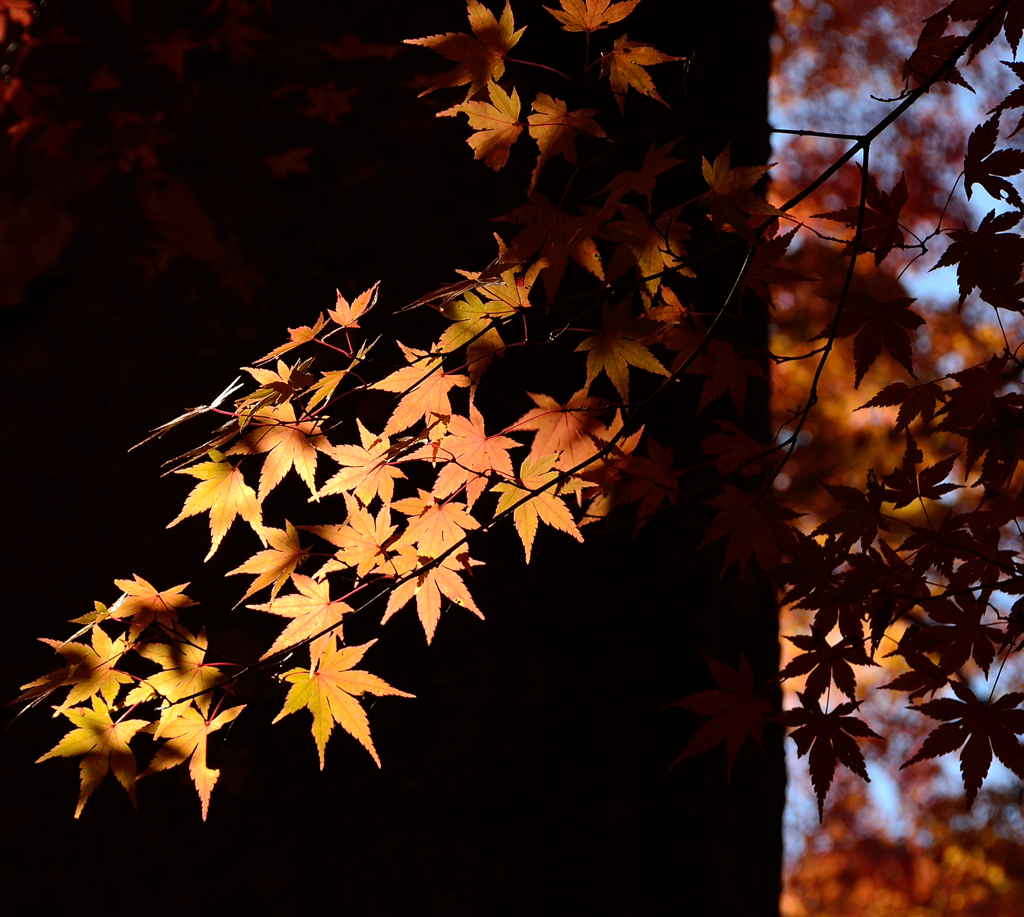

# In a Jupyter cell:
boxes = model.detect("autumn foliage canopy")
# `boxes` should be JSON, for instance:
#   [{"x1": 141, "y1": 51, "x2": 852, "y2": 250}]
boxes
[{"x1": 11, "y1": 0, "x2": 1024, "y2": 841}]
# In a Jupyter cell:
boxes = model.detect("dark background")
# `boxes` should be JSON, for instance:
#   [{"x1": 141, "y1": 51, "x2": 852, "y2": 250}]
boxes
[{"x1": 0, "y1": 2, "x2": 783, "y2": 913}]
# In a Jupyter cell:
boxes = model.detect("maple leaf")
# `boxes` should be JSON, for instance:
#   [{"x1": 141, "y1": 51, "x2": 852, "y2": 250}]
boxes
[
  {"x1": 526, "y1": 92, "x2": 605, "y2": 193},
  {"x1": 779, "y1": 629, "x2": 877, "y2": 703},
  {"x1": 124, "y1": 627, "x2": 224, "y2": 724},
  {"x1": 700, "y1": 421, "x2": 770, "y2": 477},
  {"x1": 226, "y1": 402, "x2": 328, "y2": 501},
  {"x1": 930, "y1": 209, "x2": 1024, "y2": 309},
  {"x1": 371, "y1": 340, "x2": 470, "y2": 436},
  {"x1": 599, "y1": 34, "x2": 684, "y2": 112},
  {"x1": 18, "y1": 626, "x2": 133, "y2": 712},
  {"x1": 439, "y1": 80, "x2": 523, "y2": 170},
  {"x1": 697, "y1": 144, "x2": 781, "y2": 239},
  {"x1": 685, "y1": 338, "x2": 767, "y2": 413},
  {"x1": 249, "y1": 573, "x2": 353, "y2": 667},
  {"x1": 37, "y1": 695, "x2": 149, "y2": 819},
  {"x1": 881, "y1": 431, "x2": 961, "y2": 509},
  {"x1": 108, "y1": 574, "x2": 196, "y2": 634},
  {"x1": 604, "y1": 204, "x2": 691, "y2": 304},
  {"x1": 140, "y1": 704, "x2": 245, "y2": 821},
  {"x1": 405, "y1": 0, "x2": 525, "y2": 101},
  {"x1": 598, "y1": 138, "x2": 684, "y2": 210},
  {"x1": 492, "y1": 454, "x2": 584, "y2": 562},
  {"x1": 993, "y1": 60, "x2": 1024, "y2": 136},
  {"x1": 813, "y1": 475, "x2": 889, "y2": 552},
  {"x1": 227, "y1": 521, "x2": 308, "y2": 604},
  {"x1": 902, "y1": 680, "x2": 1024, "y2": 809},
  {"x1": 167, "y1": 451, "x2": 265, "y2": 561},
  {"x1": 427, "y1": 405, "x2": 521, "y2": 509},
  {"x1": 273, "y1": 637, "x2": 413, "y2": 768},
  {"x1": 616, "y1": 437, "x2": 681, "y2": 532},
  {"x1": 699, "y1": 486, "x2": 802, "y2": 577},
  {"x1": 856, "y1": 380, "x2": 946, "y2": 432},
  {"x1": 545, "y1": 0, "x2": 640, "y2": 32},
  {"x1": 814, "y1": 171, "x2": 908, "y2": 266},
  {"x1": 494, "y1": 193, "x2": 607, "y2": 298},
  {"x1": 311, "y1": 495, "x2": 400, "y2": 580},
  {"x1": 812, "y1": 293, "x2": 925, "y2": 388},
  {"x1": 778, "y1": 693, "x2": 883, "y2": 821},
  {"x1": 918, "y1": 593, "x2": 1006, "y2": 677},
  {"x1": 666, "y1": 653, "x2": 775, "y2": 779},
  {"x1": 741, "y1": 228, "x2": 817, "y2": 308},
  {"x1": 328, "y1": 281, "x2": 378, "y2": 329},
  {"x1": 439, "y1": 290, "x2": 512, "y2": 382},
  {"x1": 237, "y1": 358, "x2": 317, "y2": 420},
  {"x1": 902, "y1": 12, "x2": 974, "y2": 90},
  {"x1": 254, "y1": 315, "x2": 328, "y2": 365},
  {"x1": 381, "y1": 546, "x2": 485, "y2": 643},
  {"x1": 264, "y1": 147, "x2": 316, "y2": 178},
  {"x1": 145, "y1": 30, "x2": 202, "y2": 82},
  {"x1": 513, "y1": 388, "x2": 610, "y2": 471},
  {"x1": 301, "y1": 81, "x2": 358, "y2": 123},
  {"x1": 575, "y1": 298, "x2": 667, "y2": 401},
  {"x1": 317, "y1": 419, "x2": 408, "y2": 506},
  {"x1": 964, "y1": 114, "x2": 1024, "y2": 209},
  {"x1": 391, "y1": 489, "x2": 480, "y2": 556}
]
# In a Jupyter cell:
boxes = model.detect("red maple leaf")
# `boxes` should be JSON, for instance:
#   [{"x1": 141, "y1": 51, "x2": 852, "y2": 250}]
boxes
[{"x1": 666, "y1": 653, "x2": 775, "y2": 779}]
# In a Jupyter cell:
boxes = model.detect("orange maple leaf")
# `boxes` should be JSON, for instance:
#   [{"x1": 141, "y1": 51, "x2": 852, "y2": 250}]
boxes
[
  {"x1": 311, "y1": 495, "x2": 401, "y2": 580},
  {"x1": 167, "y1": 451, "x2": 266, "y2": 561},
  {"x1": 513, "y1": 388, "x2": 610, "y2": 470},
  {"x1": 391, "y1": 489, "x2": 480, "y2": 556},
  {"x1": 140, "y1": 704, "x2": 245, "y2": 821},
  {"x1": 428, "y1": 405, "x2": 521, "y2": 509},
  {"x1": 109, "y1": 574, "x2": 196, "y2": 633},
  {"x1": 600, "y1": 34, "x2": 684, "y2": 112},
  {"x1": 439, "y1": 80, "x2": 523, "y2": 171},
  {"x1": 527, "y1": 92, "x2": 605, "y2": 193},
  {"x1": 329, "y1": 281, "x2": 379, "y2": 329},
  {"x1": 227, "y1": 521, "x2": 308, "y2": 604},
  {"x1": 381, "y1": 546, "x2": 484, "y2": 643},
  {"x1": 576, "y1": 297, "x2": 668, "y2": 401},
  {"x1": 545, "y1": 0, "x2": 641, "y2": 33},
  {"x1": 249, "y1": 573, "x2": 353, "y2": 667},
  {"x1": 405, "y1": 0, "x2": 525, "y2": 101},
  {"x1": 253, "y1": 314, "x2": 327, "y2": 365},
  {"x1": 273, "y1": 637, "x2": 414, "y2": 768},
  {"x1": 317, "y1": 419, "x2": 409, "y2": 506},
  {"x1": 371, "y1": 340, "x2": 470, "y2": 436},
  {"x1": 492, "y1": 454, "x2": 585, "y2": 562},
  {"x1": 37, "y1": 696, "x2": 149, "y2": 818},
  {"x1": 226, "y1": 402, "x2": 329, "y2": 500}
]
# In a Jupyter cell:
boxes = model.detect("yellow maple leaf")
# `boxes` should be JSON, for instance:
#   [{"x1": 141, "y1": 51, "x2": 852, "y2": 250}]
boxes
[
  {"x1": 36, "y1": 695, "x2": 149, "y2": 818},
  {"x1": 492, "y1": 454, "x2": 585, "y2": 562},
  {"x1": 168, "y1": 452, "x2": 266, "y2": 561},
  {"x1": 140, "y1": 704, "x2": 245, "y2": 821},
  {"x1": 273, "y1": 637, "x2": 413, "y2": 768},
  {"x1": 227, "y1": 521, "x2": 308, "y2": 604},
  {"x1": 317, "y1": 419, "x2": 409, "y2": 505},
  {"x1": 328, "y1": 281, "x2": 379, "y2": 329},
  {"x1": 439, "y1": 80, "x2": 523, "y2": 171},
  {"x1": 576, "y1": 298, "x2": 668, "y2": 401}
]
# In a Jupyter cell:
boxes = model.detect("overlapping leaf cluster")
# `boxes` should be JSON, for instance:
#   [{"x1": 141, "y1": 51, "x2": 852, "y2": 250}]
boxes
[{"x1": 17, "y1": 0, "x2": 1024, "y2": 828}]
